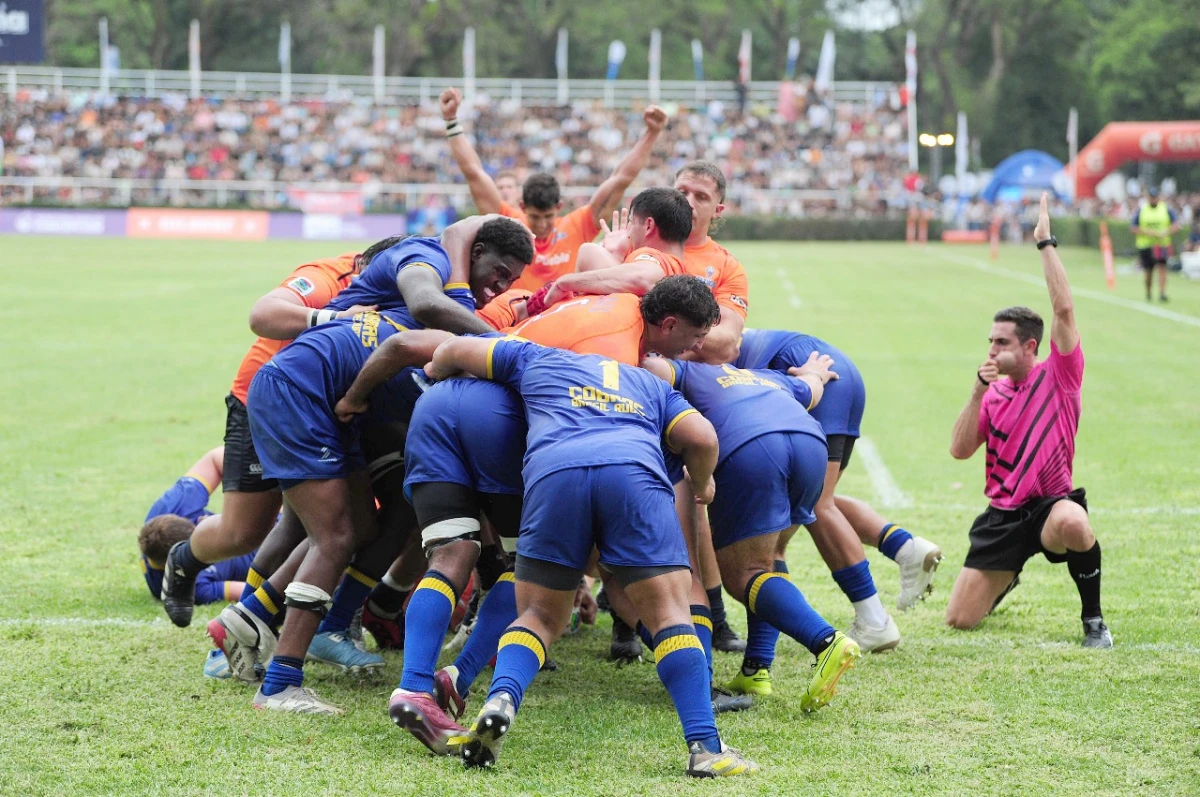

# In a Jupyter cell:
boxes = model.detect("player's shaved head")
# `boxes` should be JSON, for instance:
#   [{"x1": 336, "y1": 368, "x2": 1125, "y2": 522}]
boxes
[
  {"x1": 522, "y1": 173, "x2": 562, "y2": 211},
  {"x1": 630, "y1": 187, "x2": 693, "y2": 245}
]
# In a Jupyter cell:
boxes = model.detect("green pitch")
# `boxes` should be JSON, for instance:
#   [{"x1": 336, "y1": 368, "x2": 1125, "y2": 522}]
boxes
[{"x1": 1, "y1": 236, "x2": 1197, "y2": 795}]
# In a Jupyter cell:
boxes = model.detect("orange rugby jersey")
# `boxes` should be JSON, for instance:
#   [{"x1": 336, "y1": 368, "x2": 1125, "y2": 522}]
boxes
[
  {"x1": 625, "y1": 246, "x2": 688, "y2": 277},
  {"x1": 229, "y1": 254, "x2": 357, "y2": 404},
  {"x1": 508, "y1": 293, "x2": 644, "y2": 366},
  {"x1": 477, "y1": 288, "x2": 533, "y2": 331},
  {"x1": 682, "y1": 237, "x2": 749, "y2": 319},
  {"x1": 511, "y1": 205, "x2": 602, "y2": 291}
]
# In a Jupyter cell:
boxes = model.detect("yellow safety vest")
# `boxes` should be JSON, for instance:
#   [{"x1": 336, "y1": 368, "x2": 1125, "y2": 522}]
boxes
[{"x1": 1134, "y1": 202, "x2": 1172, "y2": 249}]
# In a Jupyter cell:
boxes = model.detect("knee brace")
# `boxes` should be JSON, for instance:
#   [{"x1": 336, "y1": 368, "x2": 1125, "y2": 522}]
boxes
[{"x1": 284, "y1": 582, "x2": 333, "y2": 617}]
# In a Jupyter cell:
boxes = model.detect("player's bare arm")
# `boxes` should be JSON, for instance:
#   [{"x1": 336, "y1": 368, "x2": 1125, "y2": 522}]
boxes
[
  {"x1": 248, "y1": 288, "x2": 375, "y2": 340},
  {"x1": 680, "y1": 306, "x2": 742, "y2": 364},
  {"x1": 1033, "y1": 192, "x2": 1079, "y2": 355},
  {"x1": 441, "y1": 87, "x2": 505, "y2": 214},
  {"x1": 395, "y1": 263, "x2": 495, "y2": 335},
  {"x1": 667, "y1": 412, "x2": 719, "y2": 505},
  {"x1": 186, "y1": 446, "x2": 225, "y2": 491},
  {"x1": 586, "y1": 106, "x2": 668, "y2": 225},
  {"x1": 424, "y1": 335, "x2": 495, "y2": 382},
  {"x1": 334, "y1": 330, "x2": 455, "y2": 423}
]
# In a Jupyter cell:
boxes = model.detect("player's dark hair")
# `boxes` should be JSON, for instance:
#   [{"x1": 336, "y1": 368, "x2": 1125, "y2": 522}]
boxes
[
  {"x1": 138, "y1": 514, "x2": 196, "y2": 562},
  {"x1": 641, "y1": 275, "x2": 721, "y2": 328},
  {"x1": 522, "y1": 173, "x2": 561, "y2": 210},
  {"x1": 676, "y1": 160, "x2": 727, "y2": 202},
  {"x1": 361, "y1": 235, "x2": 408, "y2": 264},
  {"x1": 994, "y1": 306, "x2": 1044, "y2": 354},
  {"x1": 630, "y1": 187, "x2": 693, "y2": 244},
  {"x1": 474, "y1": 217, "x2": 535, "y2": 265}
]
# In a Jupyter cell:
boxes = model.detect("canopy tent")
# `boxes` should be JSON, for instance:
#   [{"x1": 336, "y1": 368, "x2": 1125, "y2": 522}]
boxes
[{"x1": 980, "y1": 150, "x2": 1065, "y2": 203}]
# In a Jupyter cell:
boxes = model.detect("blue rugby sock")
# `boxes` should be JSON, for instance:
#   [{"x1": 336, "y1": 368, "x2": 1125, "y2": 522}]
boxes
[
  {"x1": 454, "y1": 572, "x2": 517, "y2": 696},
  {"x1": 241, "y1": 582, "x2": 283, "y2": 626},
  {"x1": 240, "y1": 566, "x2": 267, "y2": 602},
  {"x1": 398, "y1": 570, "x2": 458, "y2": 695},
  {"x1": 318, "y1": 567, "x2": 376, "y2": 635},
  {"x1": 652, "y1": 625, "x2": 720, "y2": 750},
  {"x1": 832, "y1": 560, "x2": 878, "y2": 602},
  {"x1": 740, "y1": 559, "x2": 788, "y2": 672},
  {"x1": 488, "y1": 627, "x2": 546, "y2": 711},
  {"x1": 691, "y1": 604, "x2": 714, "y2": 680},
  {"x1": 745, "y1": 570, "x2": 836, "y2": 656},
  {"x1": 260, "y1": 654, "x2": 305, "y2": 696},
  {"x1": 635, "y1": 621, "x2": 654, "y2": 649},
  {"x1": 878, "y1": 524, "x2": 914, "y2": 561}
]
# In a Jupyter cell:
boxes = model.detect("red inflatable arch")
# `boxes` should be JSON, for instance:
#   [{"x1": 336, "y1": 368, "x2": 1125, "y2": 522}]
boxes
[{"x1": 1071, "y1": 121, "x2": 1200, "y2": 198}]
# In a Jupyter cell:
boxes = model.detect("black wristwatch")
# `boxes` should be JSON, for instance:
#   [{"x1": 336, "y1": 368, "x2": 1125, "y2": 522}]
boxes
[{"x1": 1036, "y1": 236, "x2": 1058, "y2": 250}]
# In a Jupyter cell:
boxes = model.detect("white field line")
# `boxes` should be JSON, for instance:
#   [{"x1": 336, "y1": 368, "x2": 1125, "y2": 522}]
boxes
[
  {"x1": 931, "y1": 249, "x2": 1200, "y2": 329},
  {"x1": 773, "y1": 266, "x2": 802, "y2": 308},
  {"x1": 899, "y1": 503, "x2": 1200, "y2": 517},
  {"x1": 0, "y1": 617, "x2": 166, "y2": 628},
  {"x1": 856, "y1": 436, "x2": 914, "y2": 509}
]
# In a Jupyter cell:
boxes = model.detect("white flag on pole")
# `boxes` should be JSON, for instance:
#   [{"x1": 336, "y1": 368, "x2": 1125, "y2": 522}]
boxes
[
  {"x1": 737, "y1": 30, "x2": 752, "y2": 84},
  {"x1": 648, "y1": 28, "x2": 661, "y2": 103},
  {"x1": 814, "y1": 31, "x2": 836, "y2": 93},
  {"x1": 188, "y1": 20, "x2": 201, "y2": 99},
  {"x1": 556, "y1": 28, "x2": 568, "y2": 105}
]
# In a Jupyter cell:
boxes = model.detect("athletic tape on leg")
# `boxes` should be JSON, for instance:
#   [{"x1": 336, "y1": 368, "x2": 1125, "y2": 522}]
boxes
[
  {"x1": 422, "y1": 516, "x2": 481, "y2": 551},
  {"x1": 284, "y1": 582, "x2": 334, "y2": 617}
]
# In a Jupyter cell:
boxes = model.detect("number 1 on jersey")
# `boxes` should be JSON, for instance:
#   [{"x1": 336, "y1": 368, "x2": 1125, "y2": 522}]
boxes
[{"x1": 599, "y1": 359, "x2": 620, "y2": 391}]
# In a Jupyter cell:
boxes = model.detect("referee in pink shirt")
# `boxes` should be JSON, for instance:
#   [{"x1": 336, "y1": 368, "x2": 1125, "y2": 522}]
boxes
[{"x1": 946, "y1": 193, "x2": 1111, "y2": 648}]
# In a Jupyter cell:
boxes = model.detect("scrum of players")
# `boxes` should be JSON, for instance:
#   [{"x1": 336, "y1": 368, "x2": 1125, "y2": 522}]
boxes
[{"x1": 138, "y1": 89, "x2": 1090, "y2": 779}]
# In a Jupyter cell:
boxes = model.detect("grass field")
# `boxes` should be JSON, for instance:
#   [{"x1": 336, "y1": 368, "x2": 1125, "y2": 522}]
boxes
[{"x1": 1, "y1": 235, "x2": 1198, "y2": 796}]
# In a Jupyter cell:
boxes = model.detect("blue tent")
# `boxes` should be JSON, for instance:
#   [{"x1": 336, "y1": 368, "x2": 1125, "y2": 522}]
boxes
[{"x1": 980, "y1": 150, "x2": 1065, "y2": 203}]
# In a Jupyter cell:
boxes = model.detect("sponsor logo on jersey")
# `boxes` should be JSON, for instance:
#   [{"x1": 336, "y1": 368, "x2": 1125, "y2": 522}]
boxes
[{"x1": 730, "y1": 295, "x2": 748, "y2": 310}]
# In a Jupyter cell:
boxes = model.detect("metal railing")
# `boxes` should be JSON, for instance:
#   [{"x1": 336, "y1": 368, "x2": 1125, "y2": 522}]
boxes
[
  {"x1": 3, "y1": 65, "x2": 897, "y2": 107},
  {"x1": 0, "y1": 175, "x2": 852, "y2": 213}
]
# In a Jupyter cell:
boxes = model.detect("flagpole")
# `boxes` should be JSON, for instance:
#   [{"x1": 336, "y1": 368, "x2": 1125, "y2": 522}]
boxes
[{"x1": 905, "y1": 30, "x2": 918, "y2": 172}]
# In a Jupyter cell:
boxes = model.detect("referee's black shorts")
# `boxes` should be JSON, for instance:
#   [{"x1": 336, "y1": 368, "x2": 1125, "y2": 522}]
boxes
[{"x1": 963, "y1": 488, "x2": 1087, "y2": 572}]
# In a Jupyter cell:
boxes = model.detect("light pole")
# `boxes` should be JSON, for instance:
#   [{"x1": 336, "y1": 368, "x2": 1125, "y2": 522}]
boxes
[{"x1": 919, "y1": 132, "x2": 955, "y2": 183}]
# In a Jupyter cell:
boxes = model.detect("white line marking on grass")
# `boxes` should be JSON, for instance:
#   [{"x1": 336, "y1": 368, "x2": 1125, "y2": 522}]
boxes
[
  {"x1": 856, "y1": 437, "x2": 913, "y2": 509},
  {"x1": 897, "y1": 503, "x2": 1200, "y2": 517},
  {"x1": 931, "y1": 249, "x2": 1200, "y2": 329},
  {"x1": 774, "y1": 267, "x2": 802, "y2": 308}
]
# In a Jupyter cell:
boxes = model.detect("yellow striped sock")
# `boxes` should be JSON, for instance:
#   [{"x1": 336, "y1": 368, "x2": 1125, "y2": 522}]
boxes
[
  {"x1": 498, "y1": 629, "x2": 546, "y2": 668},
  {"x1": 245, "y1": 567, "x2": 265, "y2": 590},
  {"x1": 345, "y1": 566, "x2": 379, "y2": 589}
]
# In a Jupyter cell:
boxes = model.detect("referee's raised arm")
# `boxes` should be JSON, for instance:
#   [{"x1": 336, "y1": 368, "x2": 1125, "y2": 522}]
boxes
[{"x1": 1033, "y1": 192, "x2": 1079, "y2": 355}]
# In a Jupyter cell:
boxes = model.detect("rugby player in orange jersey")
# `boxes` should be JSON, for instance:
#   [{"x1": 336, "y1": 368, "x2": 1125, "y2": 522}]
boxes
[
  {"x1": 540, "y1": 163, "x2": 749, "y2": 365},
  {"x1": 476, "y1": 287, "x2": 533, "y2": 331},
  {"x1": 440, "y1": 87, "x2": 669, "y2": 291},
  {"x1": 157, "y1": 240, "x2": 395, "y2": 627}
]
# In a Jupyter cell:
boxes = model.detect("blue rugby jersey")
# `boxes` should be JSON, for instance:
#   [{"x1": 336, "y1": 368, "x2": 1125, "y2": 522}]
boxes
[
  {"x1": 485, "y1": 338, "x2": 697, "y2": 491},
  {"x1": 666, "y1": 360, "x2": 825, "y2": 466},
  {"x1": 325, "y1": 236, "x2": 475, "y2": 312}
]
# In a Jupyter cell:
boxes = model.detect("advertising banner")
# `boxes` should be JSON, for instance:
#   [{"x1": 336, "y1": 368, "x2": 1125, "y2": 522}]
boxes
[{"x1": 0, "y1": 0, "x2": 44, "y2": 64}]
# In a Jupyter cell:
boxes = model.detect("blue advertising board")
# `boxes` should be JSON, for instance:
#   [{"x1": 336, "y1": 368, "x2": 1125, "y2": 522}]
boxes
[{"x1": 0, "y1": 0, "x2": 44, "y2": 64}]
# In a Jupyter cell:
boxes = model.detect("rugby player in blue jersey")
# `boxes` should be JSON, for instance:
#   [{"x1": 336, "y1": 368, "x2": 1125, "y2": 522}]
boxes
[
  {"x1": 422, "y1": 277, "x2": 757, "y2": 778},
  {"x1": 644, "y1": 356, "x2": 861, "y2": 709},
  {"x1": 735, "y1": 329, "x2": 942, "y2": 652}
]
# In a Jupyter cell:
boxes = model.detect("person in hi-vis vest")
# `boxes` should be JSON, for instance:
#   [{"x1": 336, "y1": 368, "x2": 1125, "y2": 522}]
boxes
[{"x1": 1130, "y1": 187, "x2": 1180, "y2": 302}]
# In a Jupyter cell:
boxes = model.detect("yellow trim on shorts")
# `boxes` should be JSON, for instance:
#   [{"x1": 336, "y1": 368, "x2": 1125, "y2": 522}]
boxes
[{"x1": 499, "y1": 630, "x2": 546, "y2": 668}]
